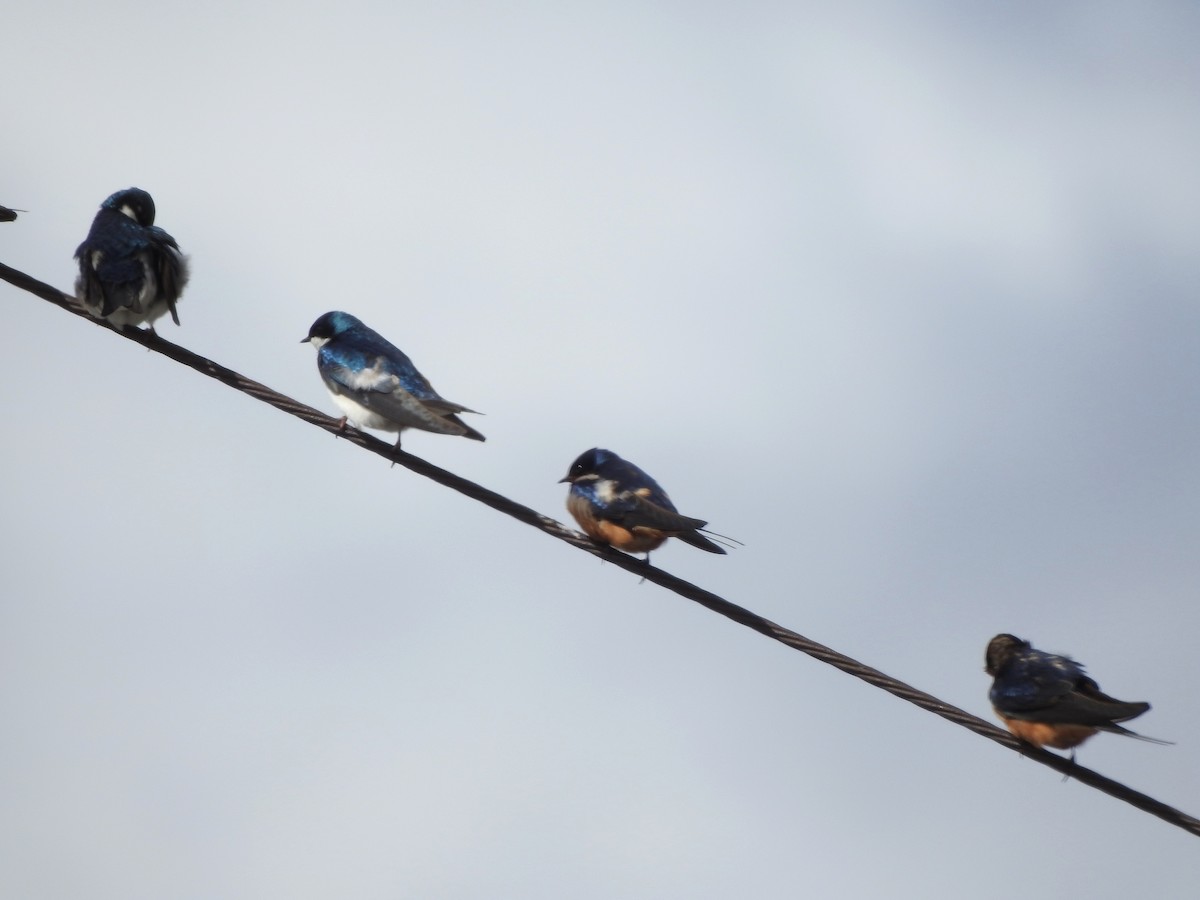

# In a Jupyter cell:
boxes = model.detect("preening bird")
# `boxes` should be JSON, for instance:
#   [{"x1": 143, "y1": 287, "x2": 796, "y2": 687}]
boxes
[
  {"x1": 74, "y1": 187, "x2": 189, "y2": 330},
  {"x1": 985, "y1": 633, "x2": 1166, "y2": 755}
]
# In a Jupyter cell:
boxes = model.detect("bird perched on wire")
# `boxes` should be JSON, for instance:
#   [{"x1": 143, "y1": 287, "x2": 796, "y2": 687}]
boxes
[
  {"x1": 985, "y1": 633, "x2": 1166, "y2": 755},
  {"x1": 302, "y1": 311, "x2": 485, "y2": 448},
  {"x1": 0, "y1": 205, "x2": 20, "y2": 222},
  {"x1": 560, "y1": 448, "x2": 737, "y2": 560},
  {"x1": 74, "y1": 187, "x2": 189, "y2": 330}
]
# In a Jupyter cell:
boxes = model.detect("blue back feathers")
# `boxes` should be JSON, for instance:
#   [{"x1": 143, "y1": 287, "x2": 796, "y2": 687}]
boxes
[{"x1": 307, "y1": 310, "x2": 436, "y2": 400}]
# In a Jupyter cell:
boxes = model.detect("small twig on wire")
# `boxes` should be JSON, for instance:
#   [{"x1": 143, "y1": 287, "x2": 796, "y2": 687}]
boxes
[{"x1": 3, "y1": 259, "x2": 1198, "y2": 838}]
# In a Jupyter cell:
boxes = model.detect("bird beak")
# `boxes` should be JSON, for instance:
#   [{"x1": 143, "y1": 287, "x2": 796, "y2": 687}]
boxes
[
  {"x1": 300, "y1": 336, "x2": 311, "y2": 343},
  {"x1": 558, "y1": 475, "x2": 572, "y2": 484}
]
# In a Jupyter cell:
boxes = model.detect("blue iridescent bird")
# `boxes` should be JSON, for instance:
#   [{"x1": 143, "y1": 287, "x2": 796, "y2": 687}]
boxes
[
  {"x1": 74, "y1": 187, "x2": 189, "y2": 330},
  {"x1": 560, "y1": 448, "x2": 735, "y2": 560},
  {"x1": 985, "y1": 633, "x2": 1165, "y2": 754},
  {"x1": 302, "y1": 311, "x2": 485, "y2": 448}
]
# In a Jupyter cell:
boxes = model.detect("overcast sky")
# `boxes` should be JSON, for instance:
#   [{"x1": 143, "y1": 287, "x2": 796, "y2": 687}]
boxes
[{"x1": 4, "y1": 3, "x2": 1200, "y2": 898}]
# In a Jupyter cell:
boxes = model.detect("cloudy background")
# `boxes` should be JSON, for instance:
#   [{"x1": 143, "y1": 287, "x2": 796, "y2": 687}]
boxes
[{"x1": 3, "y1": 2, "x2": 1199, "y2": 897}]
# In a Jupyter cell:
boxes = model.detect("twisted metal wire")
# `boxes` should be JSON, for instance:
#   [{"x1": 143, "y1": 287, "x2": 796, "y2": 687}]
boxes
[{"x1": 3, "y1": 259, "x2": 1197, "y2": 837}]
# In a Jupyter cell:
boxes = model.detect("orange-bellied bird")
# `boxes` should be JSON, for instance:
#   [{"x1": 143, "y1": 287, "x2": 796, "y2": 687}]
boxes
[
  {"x1": 560, "y1": 448, "x2": 738, "y2": 561},
  {"x1": 985, "y1": 633, "x2": 1167, "y2": 755}
]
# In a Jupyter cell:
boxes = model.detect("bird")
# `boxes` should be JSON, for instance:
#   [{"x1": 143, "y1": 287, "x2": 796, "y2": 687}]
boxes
[
  {"x1": 302, "y1": 311, "x2": 484, "y2": 448},
  {"x1": 74, "y1": 187, "x2": 189, "y2": 330},
  {"x1": 0, "y1": 205, "x2": 19, "y2": 222},
  {"x1": 985, "y1": 633, "x2": 1166, "y2": 754},
  {"x1": 559, "y1": 447, "x2": 736, "y2": 560}
]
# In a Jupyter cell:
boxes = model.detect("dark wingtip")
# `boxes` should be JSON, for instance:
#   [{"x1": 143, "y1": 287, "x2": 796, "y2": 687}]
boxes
[{"x1": 1117, "y1": 700, "x2": 1152, "y2": 721}]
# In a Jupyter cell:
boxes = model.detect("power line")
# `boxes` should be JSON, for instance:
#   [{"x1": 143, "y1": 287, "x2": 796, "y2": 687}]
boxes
[{"x1": 3, "y1": 259, "x2": 1198, "y2": 838}]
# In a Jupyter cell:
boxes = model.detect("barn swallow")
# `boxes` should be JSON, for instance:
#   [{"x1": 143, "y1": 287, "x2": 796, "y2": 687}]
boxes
[
  {"x1": 302, "y1": 310, "x2": 485, "y2": 448},
  {"x1": 0, "y1": 205, "x2": 20, "y2": 222},
  {"x1": 559, "y1": 448, "x2": 736, "y2": 560},
  {"x1": 985, "y1": 633, "x2": 1166, "y2": 753},
  {"x1": 74, "y1": 188, "x2": 189, "y2": 330}
]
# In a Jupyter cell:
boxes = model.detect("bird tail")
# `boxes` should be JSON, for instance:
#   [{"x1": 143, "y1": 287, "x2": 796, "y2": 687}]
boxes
[
  {"x1": 1101, "y1": 722, "x2": 1173, "y2": 745},
  {"x1": 675, "y1": 528, "x2": 743, "y2": 555}
]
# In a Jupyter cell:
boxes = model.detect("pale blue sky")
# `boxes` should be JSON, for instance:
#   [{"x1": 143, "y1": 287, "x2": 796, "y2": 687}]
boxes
[{"x1": 3, "y1": 3, "x2": 1199, "y2": 897}]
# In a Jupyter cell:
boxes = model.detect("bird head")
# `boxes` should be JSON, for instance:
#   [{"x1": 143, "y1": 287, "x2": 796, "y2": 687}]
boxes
[
  {"x1": 985, "y1": 634, "x2": 1028, "y2": 675},
  {"x1": 559, "y1": 447, "x2": 617, "y2": 483},
  {"x1": 302, "y1": 311, "x2": 364, "y2": 347},
  {"x1": 101, "y1": 188, "x2": 157, "y2": 226}
]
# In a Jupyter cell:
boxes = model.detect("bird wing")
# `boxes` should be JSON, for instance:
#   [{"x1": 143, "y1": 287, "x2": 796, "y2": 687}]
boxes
[
  {"x1": 992, "y1": 651, "x2": 1150, "y2": 727},
  {"x1": 1057, "y1": 679, "x2": 1165, "y2": 741},
  {"x1": 1048, "y1": 676, "x2": 1151, "y2": 726},
  {"x1": 1013, "y1": 687, "x2": 1149, "y2": 727},
  {"x1": 76, "y1": 218, "x2": 141, "y2": 316},
  {"x1": 144, "y1": 227, "x2": 189, "y2": 324},
  {"x1": 321, "y1": 348, "x2": 413, "y2": 396},
  {"x1": 989, "y1": 650, "x2": 1080, "y2": 715},
  {"x1": 605, "y1": 489, "x2": 709, "y2": 535},
  {"x1": 321, "y1": 351, "x2": 479, "y2": 436}
]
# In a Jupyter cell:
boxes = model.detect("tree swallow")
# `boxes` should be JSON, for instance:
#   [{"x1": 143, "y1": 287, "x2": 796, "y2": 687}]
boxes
[
  {"x1": 985, "y1": 633, "x2": 1166, "y2": 754},
  {"x1": 302, "y1": 310, "x2": 485, "y2": 447},
  {"x1": 560, "y1": 447, "x2": 736, "y2": 560},
  {"x1": 74, "y1": 187, "x2": 189, "y2": 330}
]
